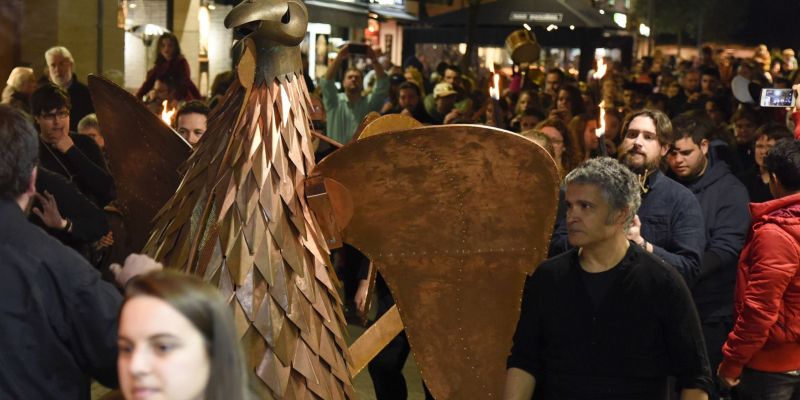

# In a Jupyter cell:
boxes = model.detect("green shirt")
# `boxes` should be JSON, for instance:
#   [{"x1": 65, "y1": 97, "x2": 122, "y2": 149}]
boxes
[{"x1": 319, "y1": 75, "x2": 389, "y2": 144}]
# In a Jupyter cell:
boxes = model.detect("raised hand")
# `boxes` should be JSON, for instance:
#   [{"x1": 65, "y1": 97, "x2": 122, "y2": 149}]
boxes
[{"x1": 32, "y1": 191, "x2": 68, "y2": 231}]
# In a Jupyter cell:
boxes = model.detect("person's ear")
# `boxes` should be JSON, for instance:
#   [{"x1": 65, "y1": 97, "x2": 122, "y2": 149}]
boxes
[
  {"x1": 771, "y1": 173, "x2": 784, "y2": 189},
  {"x1": 26, "y1": 166, "x2": 38, "y2": 197},
  {"x1": 768, "y1": 173, "x2": 781, "y2": 197},
  {"x1": 613, "y1": 207, "x2": 629, "y2": 226}
]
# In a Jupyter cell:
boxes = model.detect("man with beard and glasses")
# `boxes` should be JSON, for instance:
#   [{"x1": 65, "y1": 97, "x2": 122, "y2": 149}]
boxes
[
  {"x1": 550, "y1": 110, "x2": 705, "y2": 285},
  {"x1": 666, "y1": 113, "x2": 751, "y2": 400}
]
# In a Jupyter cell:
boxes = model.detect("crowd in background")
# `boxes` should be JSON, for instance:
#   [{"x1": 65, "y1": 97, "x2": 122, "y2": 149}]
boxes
[
  {"x1": 3, "y1": 31, "x2": 800, "y2": 399},
  {"x1": 318, "y1": 41, "x2": 800, "y2": 400}
]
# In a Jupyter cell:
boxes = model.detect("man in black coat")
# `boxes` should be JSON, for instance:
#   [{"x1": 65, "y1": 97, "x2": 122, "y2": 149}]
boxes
[
  {"x1": 504, "y1": 158, "x2": 712, "y2": 400},
  {"x1": 30, "y1": 83, "x2": 115, "y2": 207},
  {"x1": 44, "y1": 46, "x2": 94, "y2": 131},
  {"x1": 666, "y1": 113, "x2": 751, "y2": 400},
  {"x1": 0, "y1": 105, "x2": 159, "y2": 399}
]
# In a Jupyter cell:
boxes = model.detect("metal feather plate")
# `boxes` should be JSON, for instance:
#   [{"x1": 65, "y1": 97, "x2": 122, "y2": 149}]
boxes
[
  {"x1": 310, "y1": 125, "x2": 560, "y2": 399},
  {"x1": 88, "y1": 74, "x2": 192, "y2": 254}
]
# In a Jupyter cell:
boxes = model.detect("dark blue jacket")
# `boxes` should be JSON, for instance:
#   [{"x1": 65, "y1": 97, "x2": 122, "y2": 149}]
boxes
[
  {"x1": 669, "y1": 161, "x2": 750, "y2": 320},
  {"x1": 550, "y1": 170, "x2": 705, "y2": 283}
]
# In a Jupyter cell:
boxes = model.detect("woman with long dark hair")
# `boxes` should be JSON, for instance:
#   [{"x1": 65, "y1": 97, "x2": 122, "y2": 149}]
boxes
[
  {"x1": 549, "y1": 84, "x2": 585, "y2": 124},
  {"x1": 567, "y1": 114, "x2": 600, "y2": 162},
  {"x1": 135, "y1": 33, "x2": 201, "y2": 101},
  {"x1": 117, "y1": 271, "x2": 250, "y2": 400},
  {"x1": 536, "y1": 117, "x2": 580, "y2": 177}
]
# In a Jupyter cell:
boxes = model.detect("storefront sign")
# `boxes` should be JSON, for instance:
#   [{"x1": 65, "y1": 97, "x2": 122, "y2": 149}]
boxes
[
  {"x1": 509, "y1": 12, "x2": 563, "y2": 23},
  {"x1": 372, "y1": 0, "x2": 405, "y2": 6}
]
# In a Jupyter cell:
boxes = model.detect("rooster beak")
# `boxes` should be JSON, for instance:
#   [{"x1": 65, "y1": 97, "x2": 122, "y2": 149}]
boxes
[{"x1": 224, "y1": 0, "x2": 307, "y2": 46}]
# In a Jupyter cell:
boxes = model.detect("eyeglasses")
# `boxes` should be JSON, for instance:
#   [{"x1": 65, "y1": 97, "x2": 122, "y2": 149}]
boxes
[
  {"x1": 624, "y1": 129, "x2": 658, "y2": 141},
  {"x1": 39, "y1": 110, "x2": 69, "y2": 122}
]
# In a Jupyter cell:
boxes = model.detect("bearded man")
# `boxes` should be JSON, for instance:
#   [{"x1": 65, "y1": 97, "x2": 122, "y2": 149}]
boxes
[
  {"x1": 549, "y1": 109, "x2": 705, "y2": 284},
  {"x1": 616, "y1": 109, "x2": 706, "y2": 283},
  {"x1": 319, "y1": 43, "x2": 388, "y2": 144}
]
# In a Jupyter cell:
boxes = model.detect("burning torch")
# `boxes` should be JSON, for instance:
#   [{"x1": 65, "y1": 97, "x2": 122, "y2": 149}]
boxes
[
  {"x1": 594, "y1": 58, "x2": 608, "y2": 157},
  {"x1": 161, "y1": 100, "x2": 176, "y2": 126},
  {"x1": 488, "y1": 65, "x2": 504, "y2": 129},
  {"x1": 596, "y1": 101, "x2": 607, "y2": 157}
]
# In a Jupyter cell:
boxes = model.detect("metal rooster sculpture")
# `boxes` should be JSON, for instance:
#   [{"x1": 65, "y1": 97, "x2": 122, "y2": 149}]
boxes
[{"x1": 143, "y1": 1, "x2": 354, "y2": 398}]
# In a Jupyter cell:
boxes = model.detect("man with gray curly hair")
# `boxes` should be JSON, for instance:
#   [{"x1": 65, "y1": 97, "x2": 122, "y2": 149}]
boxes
[{"x1": 504, "y1": 157, "x2": 712, "y2": 400}]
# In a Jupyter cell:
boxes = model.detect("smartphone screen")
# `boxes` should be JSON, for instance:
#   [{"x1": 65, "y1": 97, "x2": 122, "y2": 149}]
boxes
[
  {"x1": 760, "y1": 88, "x2": 796, "y2": 108},
  {"x1": 348, "y1": 43, "x2": 368, "y2": 55}
]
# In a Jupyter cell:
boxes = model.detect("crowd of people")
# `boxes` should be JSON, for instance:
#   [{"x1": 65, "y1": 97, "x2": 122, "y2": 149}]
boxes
[
  {"x1": 2, "y1": 32, "x2": 800, "y2": 400},
  {"x1": 318, "y1": 43, "x2": 800, "y2": 400}
]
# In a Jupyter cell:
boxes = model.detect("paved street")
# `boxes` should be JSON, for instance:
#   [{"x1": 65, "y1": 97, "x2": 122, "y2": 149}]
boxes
[{"x1": 347, "y1": 323, "x2": 427, "y2": 400}]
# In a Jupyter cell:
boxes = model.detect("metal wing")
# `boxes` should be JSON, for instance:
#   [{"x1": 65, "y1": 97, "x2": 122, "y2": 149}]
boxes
[
  {"x1": 310, "y1": 124, "x2": 560, "y2": 399},
  {"x1": 88, "y1": 74, "x2": 192, "y2": 253}
]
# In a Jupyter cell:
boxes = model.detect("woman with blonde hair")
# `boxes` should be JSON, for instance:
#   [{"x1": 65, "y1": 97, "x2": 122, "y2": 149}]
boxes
[
  {"x1": 520, "y1": 129, "x2": 555, "y2": 159},
  {"x1": 2, "y1": 67, "x2": 37, "y2": 114},
  {"x1": 404, "y1": 66, "x2": 426, "y2": 96}
]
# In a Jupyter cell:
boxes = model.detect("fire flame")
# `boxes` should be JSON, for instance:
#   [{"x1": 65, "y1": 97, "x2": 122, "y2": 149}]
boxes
[
  {"x1": 596, "y1": 100, "x2": 606, "y2": 138},
  {"x1": 489, "y1": 64, "x2": 501, "y2": 101},
  {"x1": 593, "y1": 58, "x2": 607, "y2": 80},
  {"x1": 161, "y1": 100, "x2": 176, "y2": 126}
]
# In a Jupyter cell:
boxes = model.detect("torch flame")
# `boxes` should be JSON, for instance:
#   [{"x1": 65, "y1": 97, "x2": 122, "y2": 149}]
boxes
[
  {"x1": 489, "y1": 64, "x2": 501, "y2": 101},
  {"x1": 161, "y1": 100, "x2": 176, "y2": 126},
  {"x1": 596, "y1": 100, "x2": 606, "y2": 138},
  {"x1": 593, "y1": 58, "x2": 607, "y2": 80}
]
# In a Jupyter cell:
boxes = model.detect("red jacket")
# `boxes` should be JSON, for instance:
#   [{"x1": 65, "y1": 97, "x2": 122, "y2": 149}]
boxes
[
  {"x1": 719, "y1": 192, "x2": 800, "y2": 378},
  {"x1": 793, "y1": 112, "x2": 800, "y2": 140}
]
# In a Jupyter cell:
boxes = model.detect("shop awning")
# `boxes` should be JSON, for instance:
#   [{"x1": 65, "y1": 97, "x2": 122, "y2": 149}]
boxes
[
  {"x1": 368, "y1": 4, "x2": 419, "y2": 22},
  {"x1": 305, "y1": 0, "x2": 369, "y2": 29},
  {"x1": 425, "y1": 0, "x2": 619, "y2": 29}
]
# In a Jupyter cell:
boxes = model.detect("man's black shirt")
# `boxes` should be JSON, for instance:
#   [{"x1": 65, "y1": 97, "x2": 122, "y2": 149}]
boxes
[
  {"x1": 579, "y1": 261, "x2": 624, "y2": 310},
  {"x1": 508, "y1": 244, "x2": 712, "y2": 399}
]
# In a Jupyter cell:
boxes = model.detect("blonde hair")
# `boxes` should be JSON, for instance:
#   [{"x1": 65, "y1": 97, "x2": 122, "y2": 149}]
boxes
[
  {"x1": 521, "y1": 129, "x2": 555, "y2": 157},
  {"x1": 404, "y1": 66, "x2": 425, "y2": 96},
  {"x1": 6, "y1": 67, "x2": 34, "y2": 90},
  {"x1": 77, "y1": 113, "x2": 100, "y2": 132}
]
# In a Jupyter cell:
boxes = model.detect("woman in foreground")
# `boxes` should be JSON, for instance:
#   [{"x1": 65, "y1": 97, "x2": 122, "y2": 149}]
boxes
[{"x1": 117, "y1": 271, "x2": 250, "y2": 400}]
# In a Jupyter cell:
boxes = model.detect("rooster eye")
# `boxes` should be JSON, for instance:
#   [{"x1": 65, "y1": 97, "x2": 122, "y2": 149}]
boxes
[{"x1": 281, "y1": 7, "x2": 290, "y2": 24}]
